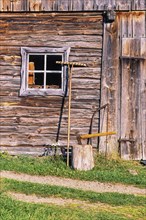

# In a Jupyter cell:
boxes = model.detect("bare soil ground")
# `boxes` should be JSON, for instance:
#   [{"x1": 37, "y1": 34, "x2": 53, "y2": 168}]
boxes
[{"x1": 7, "y1": 191, "x2": 108, "y2": 210}]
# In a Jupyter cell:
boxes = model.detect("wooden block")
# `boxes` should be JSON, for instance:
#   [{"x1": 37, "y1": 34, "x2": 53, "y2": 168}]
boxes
[
  {"x1": 28, "y1": 62, "x2": 35, "y2": 85},
  {"x1": 72, "y1": 145, "x2": 94, "y2": 171}
]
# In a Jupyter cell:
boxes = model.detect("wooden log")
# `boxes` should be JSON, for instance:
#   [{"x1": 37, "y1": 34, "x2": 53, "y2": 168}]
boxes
[
  {"x1": 72, "y1": 145, "x2": 94, "y2": 170},
  {"x1": 28, "y1": 62, "x2": 35, "y2": 85},
  {"x1": 0, "y1": 146, "x2": 44, "y2": 156}
]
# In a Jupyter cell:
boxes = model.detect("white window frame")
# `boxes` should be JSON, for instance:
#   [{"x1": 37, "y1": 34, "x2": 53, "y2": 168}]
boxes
[{"x1": 20, "y1": 47, "x2": 70, "y2": 96}]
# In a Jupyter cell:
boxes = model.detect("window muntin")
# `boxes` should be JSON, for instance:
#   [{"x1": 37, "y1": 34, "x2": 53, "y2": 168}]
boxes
[{"x1": 20, "y1": 47, "x2": 70, "y2": 96}]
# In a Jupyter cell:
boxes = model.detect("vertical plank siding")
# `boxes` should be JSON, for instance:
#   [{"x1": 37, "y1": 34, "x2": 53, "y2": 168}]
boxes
[
  {"x1": 141, "y1": 60, "x2": 146, "y2": 159},
  {"x1": 100, "y1": 11, "x2": 146, "y2": 159},
  {"x1": 0, "y1": 0, "x2": 146, "y2": 12},
  {"x1": 120, "y1": 11, "x2": 146, "y2": 160},
  {"x1": 99, "y1": 14, "x2": 121, "y2": 156},
  {"x1": 0, "y1": 12, "x2": 103, "y2": 148}
]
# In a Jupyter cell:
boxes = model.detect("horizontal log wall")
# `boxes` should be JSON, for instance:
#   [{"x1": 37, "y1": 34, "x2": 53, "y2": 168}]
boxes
[
  {"x1": 0, "y1": 0, "x2": 146, "y2": 12},
  {"x1": 0, "y1": 12, "x2": 103, "y2": 150}
]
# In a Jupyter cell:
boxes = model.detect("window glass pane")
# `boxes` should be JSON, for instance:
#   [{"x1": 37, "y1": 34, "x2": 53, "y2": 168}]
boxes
[
  {"x1": 35, "y1": 72, "x2": 44, "y2": 87},
  {"x1": 47, "y1": 55, "x2": 62, "y2": 70},
  {"x1": 46, "y1": 73, "x2": 61, "y2": 89},
  {"x1": 28, "y1": 72, "x2": 44, "y2": 89},
  {"x1": 29, "y1": 55, "x2": 44, "y2": 70}
]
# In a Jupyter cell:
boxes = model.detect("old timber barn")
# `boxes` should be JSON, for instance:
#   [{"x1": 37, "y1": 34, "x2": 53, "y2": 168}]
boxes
[{"x1": 0, "y1": 0, "x2": 146, "y2": 160}]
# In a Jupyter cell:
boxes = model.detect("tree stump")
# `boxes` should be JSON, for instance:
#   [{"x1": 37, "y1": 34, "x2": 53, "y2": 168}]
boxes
[{"x1": 72, "y1": 145, "x2": 94, "y2": 170}]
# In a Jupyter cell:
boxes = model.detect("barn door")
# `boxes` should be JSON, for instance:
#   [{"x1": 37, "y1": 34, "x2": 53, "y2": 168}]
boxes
[
  {"x1": 99, "y1": 11, "x2": 146, "y2": 159},
  {"x1": 120, "y1": 38, "x2": 146, "y2": 160},
  {"x1": 141, "y1": 60, "x2": 146, "y2": 159}
]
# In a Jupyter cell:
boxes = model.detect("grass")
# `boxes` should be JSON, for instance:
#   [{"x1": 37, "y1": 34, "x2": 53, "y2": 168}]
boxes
[
  {"x1": 1, "y1": 178, "x2": 146, "y2": 207},
  {"x1": 1, "y1": 153, "x2": 146, "y2": 220},
  {"x1": 0, "y1": 194, "x2": 131, "y2": 220},
  {"x1": 0, "y1": 187, "x2": 145, "y2": 220},
  {"x1": 0, "y1": 152, "x2": 146, "y2": 188}
]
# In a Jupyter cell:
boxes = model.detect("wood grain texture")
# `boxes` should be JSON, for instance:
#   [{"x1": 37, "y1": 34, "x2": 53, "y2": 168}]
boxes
[
  {"x1": 0, "y1": 146, "x2": 46, "y2": 156},
  {"x1": 72, "y1": 145, "x2": 94, "y2": 170},
  {"x1": 0, "y1": 12, "x2": 102, "y2": 148},
  {"x1": 119, "y1": 12, "x2": 146, "y2": 160},
  {"x1": 122, "y1": 38, "x2": 146, "y2": 58},
  {"x1": 99, "y1": 14, "x2": 120, "y2": 157},
  {"x1": 0, "y1": 0, "x2": 146, "y2": 12},
  {"x1": 1, "y1": 10, "x2": 145, "y2": 159},
  {"x1": 99, "y1": 11, "x2": 146, "y2": 159}
]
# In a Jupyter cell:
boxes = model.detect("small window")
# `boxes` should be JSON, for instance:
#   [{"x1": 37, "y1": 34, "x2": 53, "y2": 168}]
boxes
[{"x1": 20, "y1": 47, "x2": 70, "y2": 96}]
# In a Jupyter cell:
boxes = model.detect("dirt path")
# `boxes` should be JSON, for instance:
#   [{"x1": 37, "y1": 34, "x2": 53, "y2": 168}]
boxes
[
  {"x1": 5, "y1": 191, "x2": 143, "y2": 219},
  {"x1": 7, "y1": 191, "x2": 107, "y2": 210},
  {"x1": 1, "y1": 171, "x2": 146, "y2": 195}
]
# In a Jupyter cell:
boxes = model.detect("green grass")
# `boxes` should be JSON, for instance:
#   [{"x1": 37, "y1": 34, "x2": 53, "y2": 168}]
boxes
[
  {"x1": 0, "y1": 194, "x2": 142, "y2": 220},
  {"x1": 0, "y1": 152, "x2": 146, "y2": 188},
  {"x1": 1, "y1": 178, "x2": 146, "y2": 207},
  {"x1": 1, "y1": 153, "x2": 146, "y2": 220}
]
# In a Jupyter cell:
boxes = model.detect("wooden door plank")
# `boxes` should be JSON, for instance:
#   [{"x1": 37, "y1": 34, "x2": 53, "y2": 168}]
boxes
[
  {"x1": 133, "y1": 12, "x2": 145, "y2": 38},
  {"x1": 120, "y1": 59, "x2": 133, "y2": 159},
  {"x1": 84, "y1": 0, "x2": 94, "y2": 11},
  {"x1": 1, "y1": 0, "x2": 11, "y2": 11},
  {"x1": 122, "y1": 38, "x2": 131, "y2": 57},
  {"x1": 99, "y1": 14, "x2": 120, "y2": 156},
  {"x1": 133, "y1": 0, "x2": 146, "y2": 10},
  {"x1": 121, "y1": 13, "x2": 128, "y2": 38},
  {"x1": 127, "y1": 13, "x2": 133, "y2": 37},
  {"x1": 122, "y1": 38, "x2": 146, "y2": 58},
  {"x1": 58, "y1": 0, "x2": 69, "y2": 11},
  {"x1": 131, "y1": 38, "x2": 141, "y2": 57},
  {"x1": 72, "y1": 0, "x2": 83, "y2": 11},
  {"x1": 140, "y1": 60, "x2": 146, "y2": 159},
  {"x1": 116, "y1": 0, "x2": 131, "y2": 10},
  {"x1": 120, "y1": 58, "x2": 144, "y2": 160},
  {"x1": 41, "y1": 0, "x2": 53, "y2": 11},
  {"x1": 141, "y1": 38, "x2": 146, "y2": 57}
]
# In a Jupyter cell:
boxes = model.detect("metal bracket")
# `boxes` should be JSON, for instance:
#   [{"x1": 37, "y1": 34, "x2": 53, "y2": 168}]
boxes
[
  {"x1": 118, "y1": 138, "x2": 135, "y2": 143},
  {"x1": 103, "y1": 4, "x2": 116, "y2": 23}
]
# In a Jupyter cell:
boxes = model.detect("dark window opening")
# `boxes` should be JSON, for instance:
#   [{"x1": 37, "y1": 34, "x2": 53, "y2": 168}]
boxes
[
  {"x1": 35, "y1": 72, "x2": 44, "y2": 87},
  {"x1": 29, "y1": 55, "x2": 44, "y2": 70},
  {"x1": 47, "y1": 55, "x2": 62, "y2": 70},
  {"x1": 28, "y1": 72, "x2": 44, "y2": 88},
  {"x1": 28, "y1": 54, "x2": 62, "y2": 89},
  {"x1": 46, "y1": 73, "x2": 61, "y2": 89}
]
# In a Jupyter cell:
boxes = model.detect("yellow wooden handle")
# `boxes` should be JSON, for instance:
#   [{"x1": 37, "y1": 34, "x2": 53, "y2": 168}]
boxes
[{"x1": 80, "y1": 131, "x2": 116, "y2": 139}]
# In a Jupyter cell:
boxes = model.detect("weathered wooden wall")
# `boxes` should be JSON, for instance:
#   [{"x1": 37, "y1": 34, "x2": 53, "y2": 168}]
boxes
[
  {"x1": 0, "y1": 0, "x2": 146, "y2": 12},
  {"x1": 120, "y1": 11, "x2": 146, "y2": 160},
  {"x1": 100, "y1": 11, "x2": 146, "y2": 160},
  {"x1": 0, "y1": 12, "x2": 103, "y2": 151},
  {"x1": 0, "y1": 0, "x2": 145, "y2": 159}
]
